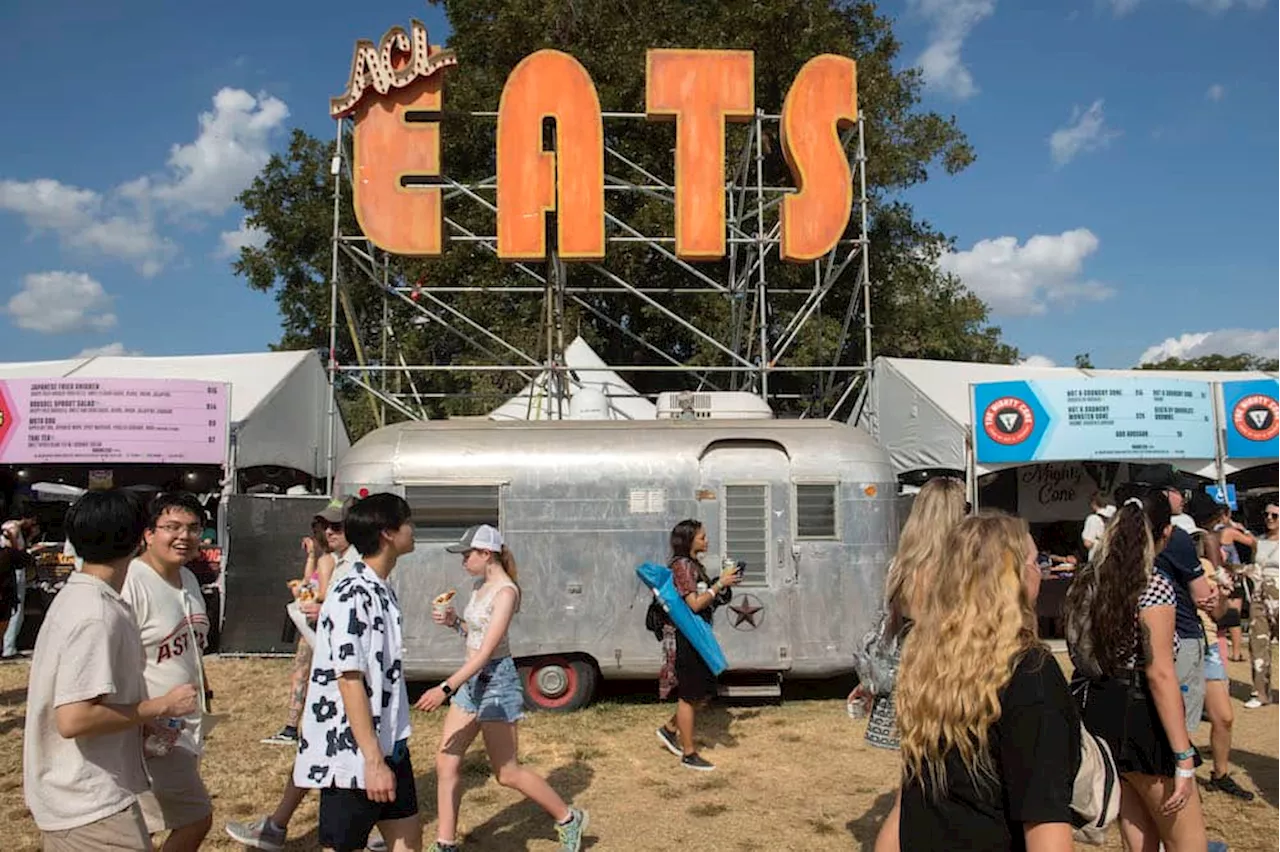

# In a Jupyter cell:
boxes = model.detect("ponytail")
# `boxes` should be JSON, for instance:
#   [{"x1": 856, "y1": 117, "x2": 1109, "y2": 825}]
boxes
[
  {"x1": 497, "y1": 544, "x2": 521, "y2": 611},
  {"x1": 498, "y1": 544, "x2": 518, "y2": 585}
]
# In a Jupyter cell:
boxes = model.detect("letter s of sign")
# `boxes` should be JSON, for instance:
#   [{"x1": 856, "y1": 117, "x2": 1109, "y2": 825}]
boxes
[
  {"x1": 779, "y1": 55, "x2": 857, "y2": 262},
  {"x1": 496, "y1": 50, "x2": 605, "y2": 261}
]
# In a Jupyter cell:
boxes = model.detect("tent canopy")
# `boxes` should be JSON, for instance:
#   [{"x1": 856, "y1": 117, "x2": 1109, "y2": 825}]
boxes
[
  {"x1": 857, "y1": 357, "x2": 1277, "y2": 478},
  {"x1": 0, "y1": 351, "x2": 346, "y2": 478},
  {"x1": 489, "y1": 336, "x2": 657, "y2": 421}
]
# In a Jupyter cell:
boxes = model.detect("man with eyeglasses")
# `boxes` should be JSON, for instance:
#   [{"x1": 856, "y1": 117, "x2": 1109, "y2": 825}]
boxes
[
  {"x1": 1245, "y1": 502, "x2": 1279, "y2": 709},
  {"x1": 122, "y1": 492, "x2": 214, "y2": 851}
]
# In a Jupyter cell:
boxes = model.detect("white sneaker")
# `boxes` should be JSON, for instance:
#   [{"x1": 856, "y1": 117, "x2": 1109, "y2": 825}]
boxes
[{"x1": 1244, "y1": 698, "x2": 1264, "y2": 709}]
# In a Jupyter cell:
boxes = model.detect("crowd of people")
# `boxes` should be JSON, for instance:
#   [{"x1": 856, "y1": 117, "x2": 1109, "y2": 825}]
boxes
[
  {"x1": 13, "y1": 477, "x2": 1275, "y2": 851},
  {"x1": 849, "y1": 477, "x2": 1275, "y2": 852},
  {"x1": 20, "y1": 490, "x2": 588, "y2": 852}
]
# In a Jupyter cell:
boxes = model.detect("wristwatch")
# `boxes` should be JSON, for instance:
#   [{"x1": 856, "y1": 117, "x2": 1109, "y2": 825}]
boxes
[{"x1": 440, "y1": 681, "x2": 455, "y2": 697}]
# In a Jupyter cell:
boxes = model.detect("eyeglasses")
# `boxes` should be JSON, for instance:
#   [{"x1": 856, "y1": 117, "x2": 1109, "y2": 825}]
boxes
[{"x1": 156, "y1": 523, "x2": 203, "y2": 537}]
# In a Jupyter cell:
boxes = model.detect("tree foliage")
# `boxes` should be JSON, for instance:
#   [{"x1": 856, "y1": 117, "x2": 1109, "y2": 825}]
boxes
[
  {"x1": 233, "y1": 0, "x2": 1018, "y2": 437},
  {"x1": 1139, "y1": 354, "x2": 1279, "y2": 372}
]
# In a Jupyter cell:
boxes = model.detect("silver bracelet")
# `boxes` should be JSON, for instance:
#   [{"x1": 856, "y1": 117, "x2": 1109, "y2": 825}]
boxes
[{"x1": 1175, "y1": 768, "x2": 1196, "y2": 779}]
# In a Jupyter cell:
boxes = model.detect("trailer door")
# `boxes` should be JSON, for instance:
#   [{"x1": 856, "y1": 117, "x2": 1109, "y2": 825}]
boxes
[{"x1": 698, "y1": 440, "x2": 794, "y2": 672}]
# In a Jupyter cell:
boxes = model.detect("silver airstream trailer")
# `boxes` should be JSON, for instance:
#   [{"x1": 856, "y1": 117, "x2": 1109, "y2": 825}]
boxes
[{"x1": 334, "y1": 418, "x2": 898, "y2": 709}]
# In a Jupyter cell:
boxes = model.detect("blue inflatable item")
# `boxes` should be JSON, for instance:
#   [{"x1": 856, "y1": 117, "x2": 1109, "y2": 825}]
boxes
[{"x1": 636, "y1": 561, "x2": 728, "y2": 676}]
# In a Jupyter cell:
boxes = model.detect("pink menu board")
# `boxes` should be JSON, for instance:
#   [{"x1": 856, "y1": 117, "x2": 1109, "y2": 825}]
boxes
[{"x1": 0, "y1": 378, "x2": 229, "y2": 465}]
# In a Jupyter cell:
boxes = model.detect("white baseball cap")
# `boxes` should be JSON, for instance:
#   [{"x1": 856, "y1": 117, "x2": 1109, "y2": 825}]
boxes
[{"x1": 445, "y1": 524, "x2": 504, "y2": 553}]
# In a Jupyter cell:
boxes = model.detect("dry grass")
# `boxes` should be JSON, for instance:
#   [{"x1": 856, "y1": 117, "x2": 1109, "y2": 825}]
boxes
[{"x1": 0, "y1": 653, "x2": 1276, "y2": 851}]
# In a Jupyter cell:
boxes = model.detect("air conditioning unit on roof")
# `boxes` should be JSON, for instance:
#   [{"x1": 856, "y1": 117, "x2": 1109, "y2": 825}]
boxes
[{"x1": 655, "y1": 391, "x2": 774, "y2": 420}]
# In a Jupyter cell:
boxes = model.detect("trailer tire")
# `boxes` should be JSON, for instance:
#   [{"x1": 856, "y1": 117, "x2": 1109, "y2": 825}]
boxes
[{"x1": 519, "y1": 657, "x2": 597, "y2": 712}]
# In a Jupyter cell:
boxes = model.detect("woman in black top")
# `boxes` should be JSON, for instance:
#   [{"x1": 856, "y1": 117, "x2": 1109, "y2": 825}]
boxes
[
  {"x1": 876, "y1": 512, "x2": 1078, "y2": 852},
  {"x1": 655, "y1": 519, "x2": 740, "y2": 772}
]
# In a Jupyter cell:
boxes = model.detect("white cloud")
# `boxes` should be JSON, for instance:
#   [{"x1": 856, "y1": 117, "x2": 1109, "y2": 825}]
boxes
[
  {"x1": 6, "y1": 271, "x2": 118, "y2": 334},
  {"x1": 909, "y1": 0, "x2": 996, "y2": 100},
  {"x1": 1138, "y1": 328, "x2": 1278, "y2": 364},
  {"x1": 1107, "y1": 0, "x2": 1266, "y2": 12},
  {"x1": 0, "y1": 88, "x2": 287, "y2": 276},
  {"x1": 1105, "y1": 0, "x2": 1142, "y2": 15},
  {"x1": 150, "y1": 88, "x2": 289, "y2": 216},
  {"x1": 1206, "y1": 83, "x2": 1227, "y2": 101},
  {"x1": 217, "y1": 218, "x2": 269, "y2": 259},
  {"x1": 1184, "y1": 0, "x2": 1268, "y2": 11},
  {"x1": 0, "y1": 179, "x2": 174, "y2": 277},
  {"x1": 75, "y1": 342, "x2": 141, "y2": 358},
  {"x1": 938, "y1": 228, "x2": 1114, "y2": 316},
  {"x1": 1049, "y1": 99, "x2": 1119, "y2": 167},
  {"x1": 1018, "y1": 355, "x2": 1058, "y2": 368}
]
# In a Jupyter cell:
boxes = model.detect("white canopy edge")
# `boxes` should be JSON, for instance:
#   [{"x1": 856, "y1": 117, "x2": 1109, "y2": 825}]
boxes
[
  {"x1": 0, "y1": 351, "x2": 346, "y2": 478},
  {"x1": 857, "y1": 356, "x2": 1278, "y2": 478}
]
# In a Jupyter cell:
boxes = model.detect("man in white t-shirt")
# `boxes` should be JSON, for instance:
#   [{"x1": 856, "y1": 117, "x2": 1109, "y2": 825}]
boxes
[
  {"x1": 24, "y1": 490, "x2": 197, "y2": 851},
  {"x1": 1080, "y1": 492, "x2": 1115, "y2": 562},
  {"x1": 121, "y1": 493, "x2": 213, "y2": 850}
]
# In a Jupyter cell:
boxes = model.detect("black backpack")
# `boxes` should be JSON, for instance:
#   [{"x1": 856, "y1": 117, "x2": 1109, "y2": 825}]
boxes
[{"x1": 645, "y1": 597, "x2": 669, "y2": 641}]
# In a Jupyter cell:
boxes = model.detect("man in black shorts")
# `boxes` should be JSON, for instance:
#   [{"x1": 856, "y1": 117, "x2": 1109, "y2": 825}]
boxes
[{"x1": 291, "y1": 494, "x2": 419, "y2": 851}]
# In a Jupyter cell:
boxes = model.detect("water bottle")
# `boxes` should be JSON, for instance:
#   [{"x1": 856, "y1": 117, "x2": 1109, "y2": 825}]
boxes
[{"x1": 144, "y1": 718, "x2": 184, "y2": 758}]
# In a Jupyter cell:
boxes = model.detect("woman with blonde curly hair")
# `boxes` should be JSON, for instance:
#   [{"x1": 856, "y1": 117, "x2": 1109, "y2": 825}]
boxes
[
  {"x1": 876, "y1": 512, "x2": 1079, "y2": 852},
  {"x1": 850, "y1": 476, "x2": 967, "y2": 750}
]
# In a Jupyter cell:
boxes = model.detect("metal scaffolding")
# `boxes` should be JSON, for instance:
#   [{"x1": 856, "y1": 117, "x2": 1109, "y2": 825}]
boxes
[{"x1": 324, "y1": 110, "x2": 873, "y2": 485}]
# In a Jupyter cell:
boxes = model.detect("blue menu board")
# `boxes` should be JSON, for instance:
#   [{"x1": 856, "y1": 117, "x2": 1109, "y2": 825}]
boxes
[{"x1": 973, "y1": 378, "x2": 1216, "y2": 464}]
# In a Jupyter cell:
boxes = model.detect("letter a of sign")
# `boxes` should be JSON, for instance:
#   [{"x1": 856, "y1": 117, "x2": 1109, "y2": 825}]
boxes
[
  {"x1": 496, "y1": 50, "x2": 605, "y2": 260},
  {"x1": 780, "y1": 55, "x2": 857, "y2": 262},
  {"x1": 646, "y1": 50, "x2": 754, "y2": 261}
]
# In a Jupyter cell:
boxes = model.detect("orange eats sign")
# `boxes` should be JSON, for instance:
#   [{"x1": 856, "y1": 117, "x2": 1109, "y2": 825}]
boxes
[{"x1": 332, "y1": 21, "x2": 858, "y2": 263}]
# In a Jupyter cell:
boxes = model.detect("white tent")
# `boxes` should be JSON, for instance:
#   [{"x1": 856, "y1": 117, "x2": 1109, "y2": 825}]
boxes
[
  {"x1": 488, "y1": 337, "x2": 657, "y2": 421},
  {"x1": 856, "y1": 356, "x2": 1277, "y2": 478},
  {"x1": 0, "y1": 351, "x2": 346, "y2": 478}
]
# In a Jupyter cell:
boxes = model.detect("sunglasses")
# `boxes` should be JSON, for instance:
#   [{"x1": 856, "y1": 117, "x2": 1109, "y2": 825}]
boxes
[{"x1": 1267, "y1": 512, "x2": 1279, "y2": 521}]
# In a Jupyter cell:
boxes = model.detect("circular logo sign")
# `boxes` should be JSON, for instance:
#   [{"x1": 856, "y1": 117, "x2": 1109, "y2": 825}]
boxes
[
  {"x1": 1232, "y1": 394, "x2": 1279, "y2": 443},
  {"x1": 982, "y1": 397, "x2": 1035, "y2": 446}
]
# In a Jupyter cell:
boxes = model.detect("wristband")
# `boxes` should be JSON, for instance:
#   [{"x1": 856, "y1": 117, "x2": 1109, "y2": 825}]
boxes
[
  {"x1": 1173, "y1": 747, "x2": 1197, "y2": 762},
  {"x1": 440, "y1": 681, "x2": 454, "y2": 697},
  {"x1": 1175, "y1": 768, "x2": 1196, "y2": 779}
]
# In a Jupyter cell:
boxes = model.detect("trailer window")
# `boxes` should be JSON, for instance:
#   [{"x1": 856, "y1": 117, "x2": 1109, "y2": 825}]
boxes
[
  {"x1": 405, "y1": 485, "x2": 500, "y2": 541},
  {"x1": 795, "y1": 483, "x2": 838, "y2": 540},
  {"x1": 724, "y1": 484, "x2": 768, "y2": 583}
]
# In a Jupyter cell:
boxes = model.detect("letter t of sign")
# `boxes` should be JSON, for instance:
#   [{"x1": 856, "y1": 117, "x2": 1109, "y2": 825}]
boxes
[
  {"x1": 645, "y1": 50, "x2": 755, "y2": 261},
  {"x1": 496, "y1": 50, "x2": 605, "y2": 260}
]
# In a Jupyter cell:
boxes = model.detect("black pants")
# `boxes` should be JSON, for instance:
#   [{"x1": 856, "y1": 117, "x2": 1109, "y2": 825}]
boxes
[{"x1": 319, "y1": 741, "x2": 418, "y2": 852}]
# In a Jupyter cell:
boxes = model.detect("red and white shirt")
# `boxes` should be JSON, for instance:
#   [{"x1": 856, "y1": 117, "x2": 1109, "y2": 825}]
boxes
[{"x1": 121, "y1": 560, "x2": 209, "y2": 755}]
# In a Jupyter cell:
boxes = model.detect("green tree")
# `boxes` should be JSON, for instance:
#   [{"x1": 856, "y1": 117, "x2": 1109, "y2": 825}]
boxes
[
  {"x1": 1074, "y1": 353, "x2": 1093, "y2": 369},
  {"x1": 234, "y1": 0, "x2": 1018, "y2": 436},
  {"x1": 1139, "y1": 354, "x2": 1279, "y2": 372}
]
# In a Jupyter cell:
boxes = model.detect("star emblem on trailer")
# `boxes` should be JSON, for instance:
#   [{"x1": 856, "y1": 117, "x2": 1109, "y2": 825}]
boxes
[{"x1": 728, "y1": 595, "x2": 764, "y2": 630}]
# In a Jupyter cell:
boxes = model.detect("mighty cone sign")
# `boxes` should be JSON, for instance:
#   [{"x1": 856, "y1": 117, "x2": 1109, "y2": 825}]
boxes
[{"x1": 331, "y1": 20, "x2": 859, "y2": 264}]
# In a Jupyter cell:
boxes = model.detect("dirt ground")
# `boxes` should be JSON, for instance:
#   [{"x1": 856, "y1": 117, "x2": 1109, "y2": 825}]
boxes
[{"x1": 0, "y1": 653, "x2": 1276, "y2": 851}]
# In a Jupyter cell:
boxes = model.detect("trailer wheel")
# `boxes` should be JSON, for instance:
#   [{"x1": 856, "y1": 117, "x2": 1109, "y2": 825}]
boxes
[{"x1": 519, "y1": 657, "x2": 597, "y2": 712}]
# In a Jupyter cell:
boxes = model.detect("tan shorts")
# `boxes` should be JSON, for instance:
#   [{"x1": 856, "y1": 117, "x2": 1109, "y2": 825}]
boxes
[
  {"x1": 138, "y1": 749, "x2": 212, "y2": 833},
  {"x1": 42, "y1": 803, "x2": 153, "y2": 851}
]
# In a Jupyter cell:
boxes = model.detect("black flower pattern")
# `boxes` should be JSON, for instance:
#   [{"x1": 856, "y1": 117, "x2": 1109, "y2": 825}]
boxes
[
  {"x1": 312, "y1": 695, "x2": 339, "y2": 723},
  {"x1": 312, "y1": 667, "x2": 337, "y2": 687},
  {"x1": 307, "y1": 764, "x2": 329, "y2": 784}
]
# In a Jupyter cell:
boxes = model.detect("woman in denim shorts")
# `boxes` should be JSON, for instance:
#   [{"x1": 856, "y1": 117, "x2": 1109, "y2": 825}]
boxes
[{"x1": 414, "y1": 525, "x2": 588, "y2": 852}]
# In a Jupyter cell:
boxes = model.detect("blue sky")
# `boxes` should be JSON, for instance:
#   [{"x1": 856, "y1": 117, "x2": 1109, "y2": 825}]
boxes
[{"x1": 0, "y1": 0, "x2": 1275, "y2": 369}]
